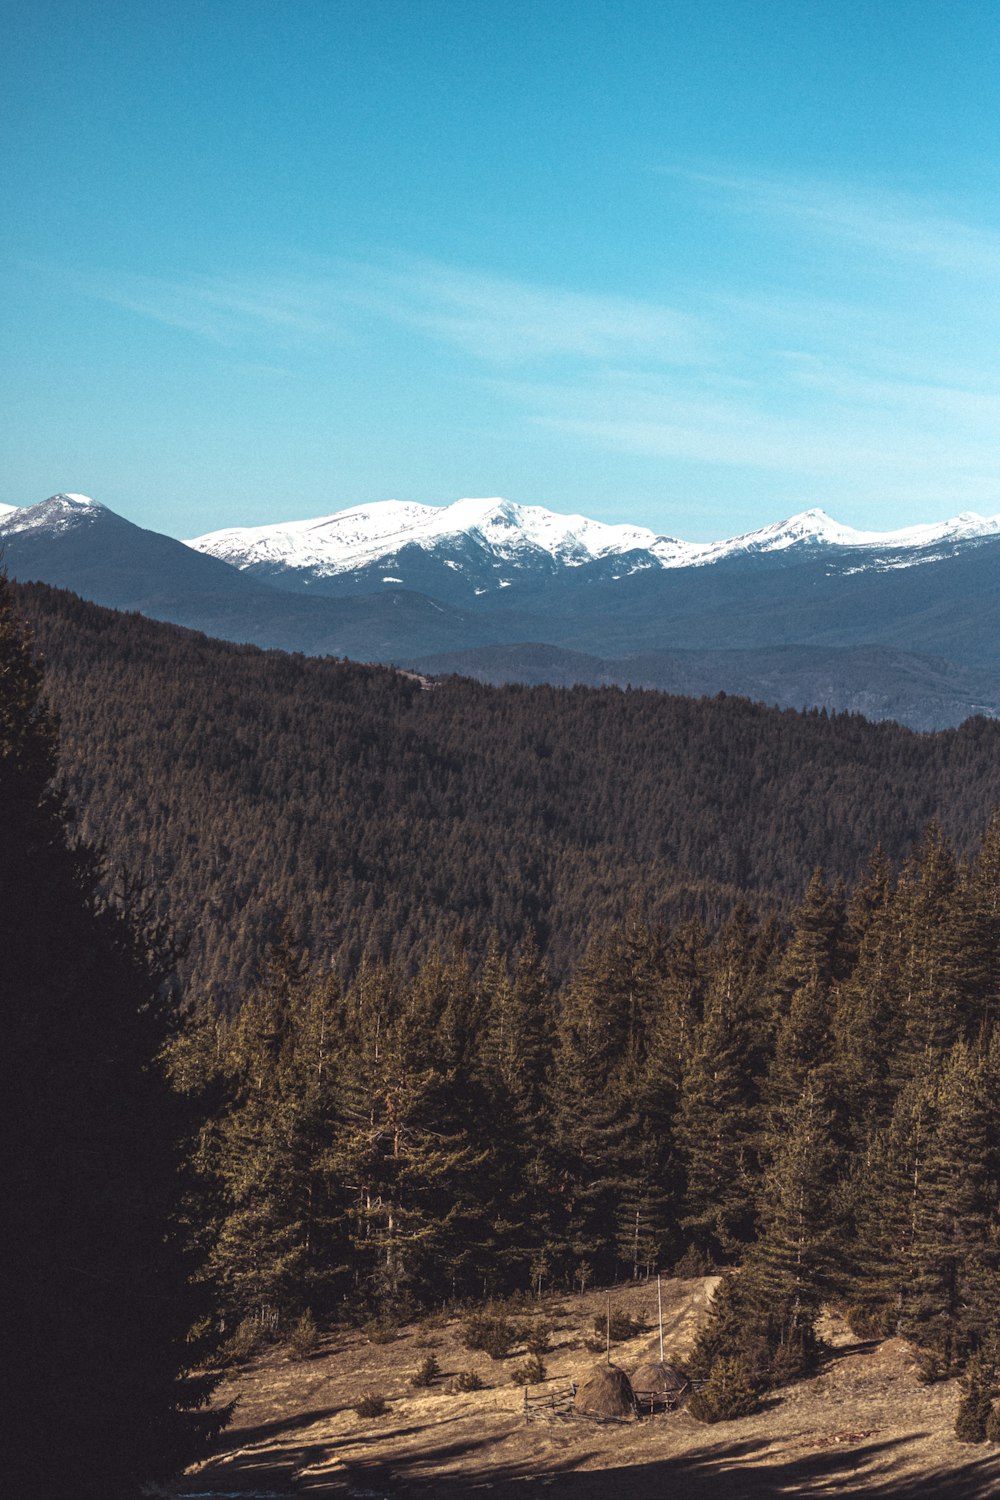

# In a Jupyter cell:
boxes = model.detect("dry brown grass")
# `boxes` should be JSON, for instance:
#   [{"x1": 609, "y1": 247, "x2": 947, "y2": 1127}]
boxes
[{"x1": 173, "y1": 1280, "x2": 1000, "y2": 1498}]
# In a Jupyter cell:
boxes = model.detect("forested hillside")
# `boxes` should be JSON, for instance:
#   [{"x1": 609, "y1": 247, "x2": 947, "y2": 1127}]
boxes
[
  {"x1": 7, "y1": 580, "x2": 1000, "y2": 1454},
  {"x1": 179, "y1": 829, "x2": 1000, "y2": 1430},
  {"x1": 15, "y1": 580, "x2": 1000, "y2": 1001}
]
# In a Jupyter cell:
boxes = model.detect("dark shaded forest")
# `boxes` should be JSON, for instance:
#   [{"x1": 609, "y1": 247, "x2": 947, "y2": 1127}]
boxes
[
  {"x1": 2, "y1": 575, "x2": 223, "y2": 1500},
  {"x1": 14, "y1": 580, "x2": 1000, "y2": 1002}
]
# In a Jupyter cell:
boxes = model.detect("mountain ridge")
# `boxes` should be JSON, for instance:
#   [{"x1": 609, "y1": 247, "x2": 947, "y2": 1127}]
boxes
[
  {"x1": 4, "y1": 491, "x2": 1000, "y2": 729},
  {"x1": 186, "y1": 493, "x2": 1000, "y2": 574}
]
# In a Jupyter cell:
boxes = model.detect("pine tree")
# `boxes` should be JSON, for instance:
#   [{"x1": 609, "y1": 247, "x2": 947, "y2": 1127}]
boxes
[
  {"x1": 830, "y1": 931, "x2": 899, "y2": 1146},
  {"x1": 547, "y1": 930, "x2": 649, "y2": 1283},
  {"x1": 749, "y1": 1073, "x2": 839, "y2": 1378},
  {"x1": 675, "y1": 912, "x2": 764, "y2": 1262},
  {"x1": 846, "y1": 844, "x2": 892, "y2": 950},
  {"x1": 206, "y1": 928, "x2": 345, "y2": 1320},
  {"x1": 2, "y1": 575, "x2": 222, "y2": 1499},
  {"x1": 630, "y1": 920, "x2": 707, "y2": 1272},
  {"x1": 955, "y1": 1357, "x2": 995, "y2": 1443},
  {"x1": 847, "y1": 1072, "x2": 938, "y2": 1340},
  {"x1": 331, "y1": 953, "x2": 491, "y2": 1311},
  {"x1": 763, "y1": 971, "x2": 833, "y2": 1153},
  {"x1": 768, "y1": 868, "x2": 847, "y2": 1023},
  {"x1": 959, "y1": 812, "x2": 1000, "y2": 1039},
  {"x1": 905, "y1": 1042, "x2": 997, "y2": 1365},
  {"x1": 687, "y1": 1075, "x2": 837, "y2": 1396},
  {"x1": 476, "y1": 933, "x2": 556, "y2": 1290},
  {"x1": 892, "y1": 826, "x2": 967, "y2": 1086}
]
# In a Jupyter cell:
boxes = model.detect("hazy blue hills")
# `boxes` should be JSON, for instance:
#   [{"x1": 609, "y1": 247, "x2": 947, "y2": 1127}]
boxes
[{"x1": 406, "y1": 642, "x2": 1000, "y2": 732}]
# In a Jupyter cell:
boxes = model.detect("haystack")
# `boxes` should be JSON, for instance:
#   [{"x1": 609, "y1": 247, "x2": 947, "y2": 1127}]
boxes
[
  {"x1": 572, "y1": 1362, "x2": 636, "y2": 1420},
  {"x1": 630, "y1": 1360, "x2": 688, "y2": 1403}
]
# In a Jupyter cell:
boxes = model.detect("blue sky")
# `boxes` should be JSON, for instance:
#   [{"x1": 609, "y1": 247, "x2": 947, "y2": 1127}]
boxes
[{"x1": 4, "y1": 0, "x2": 1000, "y2": 539}]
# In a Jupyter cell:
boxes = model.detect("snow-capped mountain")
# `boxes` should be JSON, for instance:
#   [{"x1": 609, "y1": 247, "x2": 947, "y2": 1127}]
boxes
[
  {"x1": 186, "y1": 495, "x2": 1000, "y2": 602},
  {"x1": 0, "y1": 492, "x2": 106, "y2": 532},
  {"x1": 0, "y1": 492, "x2": 513, "y2": 659},
  {"x1": 659, "y1": 506, "x2": 1000, "y2": 566},
  {"x1": 187, "y1": 496, "x2": 657, "y2": 570}
]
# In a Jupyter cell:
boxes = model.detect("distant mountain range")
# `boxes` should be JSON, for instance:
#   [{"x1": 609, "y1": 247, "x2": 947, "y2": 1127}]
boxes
[
  {"x1": 3, "y1": 490, "x2": 1000, "y2": 729},
  {"x1": 187, "y1": 494, "x2": 1000, "y2": 603}
]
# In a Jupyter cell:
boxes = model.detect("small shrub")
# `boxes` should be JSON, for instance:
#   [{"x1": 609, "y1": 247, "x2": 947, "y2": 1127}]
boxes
[
  {"x1": 525, "y1": 1321, "x2": 555, "y2": 1356},
  {"x1": 451, "y1": 1369, "x2": 486, "y2": 1393},
  {"x1": 844, "y1": 1302, "x2": 892, "y2": 1341},
  {"x1": 916, "y1": 1350, "x2": 948, "y2": 1386},
  {"x1": 583, "y1": 1336, "x2": 606, "y2": 1354},
  {"x1": 218, "y1": 1318, "x2": 261, "y2": 1367},
  {"x1": 501, "y1": 1290, "x2": 535, "y2": 1314},
  {"x1": 461, "y1": 1313, "x2": 525, "y2": 1359},
  {"x1": 769, "y1": 1333, "x2": 817, "y2": 1386},
  {"x1": 354, "y1": 1391, "x2": 388, "y2": 1419},
  {"x1": 510, "y1": 1353, "x2": 546, "y2": 1385},
  {"x1": 363, "y1": 1317, "x2": 398, "y2": 1345},
  {"x1": 592, "y1": 1311, "x2": 645, "y2": 1342},
  {"x1": 688, "y1": 1356, "x2": 761, "y2": 1424},
  {"x1": 288, "y1": 1309, "x2": 320, "y2": 1359},
  {"x1": 674, "y1": 1245, "x2": 713, "y2": 1278},
  {"x1": 410, "y1": 1353, "x2": 441, "y2": 1388},
  {"x1": 985, "y1": 1403, "x2": 1000, "y2": 1443}
]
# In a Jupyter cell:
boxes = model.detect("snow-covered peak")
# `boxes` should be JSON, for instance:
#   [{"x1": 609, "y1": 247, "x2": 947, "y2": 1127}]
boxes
[
  {"x1": 185, "y1": 496, "x2": 1000, "y2": 587},
  {"x1": 650, "y1": 507, "x2": 1000, "y2": 568},
  {"x1": 0, "y1": 493, "x2": 107, "y2": 537},
  {"x1": 186, "y1": 496, "x2": 661, "y2": 574}
]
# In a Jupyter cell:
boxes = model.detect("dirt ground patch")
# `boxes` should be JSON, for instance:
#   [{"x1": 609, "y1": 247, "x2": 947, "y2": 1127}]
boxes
[{"x1": 171, "y1": 1280, "x2": 1000, "y2": 1498}]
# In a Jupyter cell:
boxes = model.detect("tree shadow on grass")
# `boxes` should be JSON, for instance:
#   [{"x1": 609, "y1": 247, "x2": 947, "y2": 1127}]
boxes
[
  {"x1": 185, "y1": 1412, "x2": 482, "y2": 1497},
  {"x1": 183, "y1": 1413, "x2": 1000, "y2": 1498},
  {"x1": 319, "y1": 1431, "x2": 1000, "y2": 1498},
  {"x1": 220, "y1": 1404, "x2": 347, "y2": 1446}
]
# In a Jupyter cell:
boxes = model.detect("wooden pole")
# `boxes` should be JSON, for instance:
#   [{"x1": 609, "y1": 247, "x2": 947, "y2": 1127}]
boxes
[
  {"x1": 657, "y1": 1274, "x2": 664, "y2": 1363},
  {"x1": 606, "y1": 1292, "x2": 611, "y2": 1364}
]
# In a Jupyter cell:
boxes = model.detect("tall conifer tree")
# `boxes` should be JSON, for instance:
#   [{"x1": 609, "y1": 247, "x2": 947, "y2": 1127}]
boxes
[
  {"x1": 2, "y1": 575, "x2": 221, "y2": 1498},
  {"x1": 206, "y1": 928, "x2": 344, "y2": 1319}
]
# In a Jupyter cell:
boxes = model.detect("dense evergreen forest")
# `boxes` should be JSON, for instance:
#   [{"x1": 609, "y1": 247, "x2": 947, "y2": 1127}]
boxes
[
  {"x1": 15, "y1": 579, "x2": 1000, "y2": 1002},
  {"x1": 178, "y1": 828, "x2": 1000, "y2": 1428}
]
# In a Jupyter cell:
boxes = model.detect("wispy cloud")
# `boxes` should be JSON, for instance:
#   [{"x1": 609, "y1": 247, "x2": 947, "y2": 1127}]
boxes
[
  {"x1": 498, "y1": 354, "x2": 1000, "y2": 509},
  {"x1": 342, "y1": 257, "x2": 710, "y2": 365},
  {"x1": 46, "y1": 266, "x2": 343, "y2": 345},
  {"x1": 43, "y1": 256, "x2": 710, "y2": 367},
  {"x1": 667, "y1": 165, "x2": 1000, "y2": 279}
]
